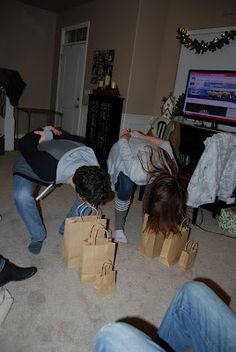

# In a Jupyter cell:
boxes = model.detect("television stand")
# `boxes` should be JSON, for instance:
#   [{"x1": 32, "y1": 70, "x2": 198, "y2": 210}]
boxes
[
  {"x1": 174, "y1": 117, "x2": 218, "y2": 187},
  {"x1": 174, "y1": 117, "x2": 236, "y2": 224}
]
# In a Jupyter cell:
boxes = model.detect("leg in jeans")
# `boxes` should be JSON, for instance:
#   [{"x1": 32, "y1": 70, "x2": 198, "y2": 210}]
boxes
[
  {"x1": 114, "y1": 172, "x2": 134, "y2": 242},
  {"x1": 94, "y1": 281, "x2": 236, "y2": 352},
  {"x1": 94, "y1": 322, "x2": 164, "y2": 352},
  {"x1": 0, "y1": 257, "x2": 5, "y2": 272},
  {"x1": 59, "y1": 198, "x2": 92, "y2": 235},
  {"x1": 13, "y1": 175, "x2": 46, "y2": 243},
  {"x1": 116, "y1": 172, "x2": 134, "y2": 202},
  {"x1": 159, "y1": 281, "x2": 236, "y2": 352}
]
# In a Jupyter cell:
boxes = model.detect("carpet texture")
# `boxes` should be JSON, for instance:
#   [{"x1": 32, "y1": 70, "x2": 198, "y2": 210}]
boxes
[{"x1": 0, "y1": 151, "x2": 235, "y2": 351}]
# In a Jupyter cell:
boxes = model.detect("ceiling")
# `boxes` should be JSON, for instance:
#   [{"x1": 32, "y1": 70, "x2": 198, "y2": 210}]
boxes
[{"x1": 16, "y1": 0, "x2": 93, "y2": 13}]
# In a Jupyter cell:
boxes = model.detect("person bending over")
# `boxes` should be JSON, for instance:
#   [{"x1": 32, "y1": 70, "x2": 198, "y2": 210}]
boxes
[
  {"x1": 107, "y1": 129, "x2": 186, "y2": 243},
  {"x1": 13, "y1": 126, "x2": 111, "y2": 254},
  {"x1": 94, "y1": 281, "x2": 236, "y2": 352}
]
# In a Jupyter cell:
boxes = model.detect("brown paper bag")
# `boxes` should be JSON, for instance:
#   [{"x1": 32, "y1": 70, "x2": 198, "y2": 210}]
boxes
[
  {"x1": 94, "y1": 260, "x2": 116, "y2": 297},
  {"x1": 178, "y1": 240, "x2": 198, "y2": 270},
  {"x1": 62, "y1": 206, "x2": 107, "y2": 269},
  {"x1": 139, "y1": 214, "x2": 165, "y2": 258},
  {"x1": 79, "y1": 224, "x2": 116, "y2": 283},
  {"x1": 159, "y1": 220, "x2": 190, "y2": 267}
]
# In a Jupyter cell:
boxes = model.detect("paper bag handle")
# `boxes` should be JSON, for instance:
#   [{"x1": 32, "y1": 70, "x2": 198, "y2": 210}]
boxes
[
  {"x1": 179, "y1": 217, "x2": 189, "y2": 229},
  {"x1": 100, "y1": 260, "x2": 113, "y2": 276},
  {"x1": 185, "y1": 240, "x2": 198, "y2": 252},
  {"x1": 88, "y1": 223, "x2": 111, "y2": 245},
  {"x1": 76, "y1": 202, "x2": 102, "y2": 218}
]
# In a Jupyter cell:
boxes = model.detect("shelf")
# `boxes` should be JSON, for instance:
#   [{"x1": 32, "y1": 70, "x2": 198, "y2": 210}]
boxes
[{"x1": 86, "y1": 94, "x2": 124, "y2": 167}]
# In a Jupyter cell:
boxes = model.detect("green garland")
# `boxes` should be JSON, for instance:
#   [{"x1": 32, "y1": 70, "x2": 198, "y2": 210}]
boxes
[{"x1": 176, "y1": 28, "x2": 236, "y2": 54}]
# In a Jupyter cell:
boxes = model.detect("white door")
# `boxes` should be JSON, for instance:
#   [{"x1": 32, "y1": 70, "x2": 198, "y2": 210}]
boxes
[{"x1": 57, "y1": 43, "x2": 86, "y2": 135}]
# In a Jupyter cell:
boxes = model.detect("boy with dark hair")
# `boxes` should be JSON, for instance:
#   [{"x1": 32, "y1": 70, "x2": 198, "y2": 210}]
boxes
[{"x1": 13, "y1": 126, "x2": 111, "y2": 255}]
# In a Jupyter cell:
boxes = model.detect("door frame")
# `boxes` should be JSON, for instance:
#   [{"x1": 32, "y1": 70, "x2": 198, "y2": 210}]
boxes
[{"x1": 55, "y1": 21, "x2": 90, "y2": 134}]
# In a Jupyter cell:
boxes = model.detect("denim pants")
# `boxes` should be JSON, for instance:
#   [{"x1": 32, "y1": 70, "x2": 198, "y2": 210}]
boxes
[
  {"x1": 0, "y1": 257, "x2": 5, "y2": 272},
  {"x1": 93, "y1": 281, "x2": 236, "y2": 352},
  {"x1": 13, "y1": 175, "x2": 91, "y2": 242},
  {"x1": 116, "y1": 172, "x2": 134, "y2": 201}
]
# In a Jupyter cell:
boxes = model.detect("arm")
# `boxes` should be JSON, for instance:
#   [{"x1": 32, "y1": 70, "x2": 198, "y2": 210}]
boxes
[
  {"x1": 18, "y1": 126, "x2": 61, "y2": 182},
  {"x1": 132, "y1": 130, "x2": 175, "y2": 160},
  {"x1": 116, "y1": 130, "x2": 149, "y2": 184},
  {"x1": 131, "y1": 130, "x2": 164, "y2": 146},
  {"x1": 34, "y1": 125, "x2": 62, "y2": 143},
  {"x1": 118, "y1": 130, "x2": 176, "y2": 178},
  {"x1": 18, "y1": 125, "x2": 61, "y2": 152}
]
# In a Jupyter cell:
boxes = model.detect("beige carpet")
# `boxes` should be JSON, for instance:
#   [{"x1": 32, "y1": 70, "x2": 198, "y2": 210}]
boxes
[{"x1": 0, "y1": 151, "x2": 236, "y2": 352}]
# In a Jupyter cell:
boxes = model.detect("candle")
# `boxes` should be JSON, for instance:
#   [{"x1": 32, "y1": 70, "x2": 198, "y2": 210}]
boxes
[
  {"x1": 104, "y1": 75, "x2": 110, "y2": 87},
  {"x1": 111, "y1": 81, "x2": 116, "y2": 89}
]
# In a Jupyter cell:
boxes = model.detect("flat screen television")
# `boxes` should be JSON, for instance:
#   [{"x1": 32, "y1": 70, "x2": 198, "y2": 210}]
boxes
[{"x1": 182, "y1": 69, "x2": 236, "y2": 128}]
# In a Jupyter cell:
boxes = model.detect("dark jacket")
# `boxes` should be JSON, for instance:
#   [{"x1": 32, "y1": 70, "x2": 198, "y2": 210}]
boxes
[{"x1": 13, "y1": 128, "x2": 99, "y2": 186}]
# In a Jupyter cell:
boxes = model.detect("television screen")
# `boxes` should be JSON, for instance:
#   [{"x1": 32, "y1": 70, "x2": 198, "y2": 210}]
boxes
[{"x1": 183, "y1": 70, "x2": 236, "y2": 127}]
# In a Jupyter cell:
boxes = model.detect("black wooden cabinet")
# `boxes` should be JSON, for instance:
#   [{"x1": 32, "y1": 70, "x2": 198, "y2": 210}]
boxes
[{"x1": 85, "y1": 94, "x2": 124, "y2": 167}]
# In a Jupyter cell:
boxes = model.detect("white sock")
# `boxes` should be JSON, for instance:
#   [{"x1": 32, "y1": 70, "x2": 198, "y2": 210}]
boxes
[{"x1": 114, "y1": 229, "x2": 128, "y2": 243}]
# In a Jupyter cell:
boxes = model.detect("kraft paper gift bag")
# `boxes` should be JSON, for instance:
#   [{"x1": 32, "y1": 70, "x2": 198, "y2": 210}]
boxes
[
  {"x1": 159, "y1": 219, "x2": 190, "y2": 267},
  {"x1": 94, "y1": 260, "x2": 116, "y2": 297},
  {"x1": 62, "y1": 205, "x2": 107, "y2": 269},
  {"x1": 139, "y1": 214, "x2": 165, "y2": 258},
  {"x1": 79, "y1": 224, "x2": 116, "y2": 283},
  {"x1": 178, "y1": 240, "x2": 198, "y2": 270}
]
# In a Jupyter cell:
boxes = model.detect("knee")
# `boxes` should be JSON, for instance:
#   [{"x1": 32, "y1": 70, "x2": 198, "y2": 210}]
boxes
[
  {"x1": 180, "y1": 281, "x2": 214, "y2": 304},
  {"x1": 94, "y1": 322, "x2": 137, "y2": 350},
  {"x1": 13, "y1": 187, "x2": 33, "y2": 206},
  {"x1": 117, "y1": 180, "x2": 133, "y2": 201},
  {"x1": 96, "y1": 322, "x2": 131, "y2": 339}
]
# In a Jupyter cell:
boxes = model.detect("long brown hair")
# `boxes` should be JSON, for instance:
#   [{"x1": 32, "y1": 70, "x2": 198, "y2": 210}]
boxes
[
  {"x1": 140, "y1": 145, "x2": 187, "y2": 235},
  {"x1": 138, "y1": 145, "x2": 178, "y2": 179},
  {"x1": 143, "y1": 173, "x2": 187, "y2": 235}
]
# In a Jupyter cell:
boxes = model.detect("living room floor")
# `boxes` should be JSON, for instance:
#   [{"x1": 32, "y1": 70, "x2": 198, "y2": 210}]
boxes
[{"x1": 0, "y1": 151, "x2": 235, "y2": 352}]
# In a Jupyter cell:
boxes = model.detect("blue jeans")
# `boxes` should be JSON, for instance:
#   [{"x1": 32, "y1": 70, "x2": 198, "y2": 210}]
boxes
[
  {"x1": 93, "y1": 281, "x2": 236, "y2": 352},
  {"x1": 0, "y1": 257, "x2": 5, "y2": 272},
  {"x1": 13, "y1": 175, "x2": 91, "y2": 242},
  {"x1": 58, "y1": 200, "x2": 92, "y2": 235},
  {"x1": 116, "y1": 172, "x2": 134, "y2": 201}
]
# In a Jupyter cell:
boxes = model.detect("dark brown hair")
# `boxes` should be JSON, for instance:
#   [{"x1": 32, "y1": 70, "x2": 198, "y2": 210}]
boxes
[
  {"x1": 73, "y1": 166, "x2": 111, "y2": 206},
  {"x1": 143, "y1": 173, "x2": 187, "y2": 235},
  {"x1": 140, "y1": 146, "x2": 187, "y2": 236},
  {"x1": 138, "y1": 145, "x2": 178, "y2": 179}
]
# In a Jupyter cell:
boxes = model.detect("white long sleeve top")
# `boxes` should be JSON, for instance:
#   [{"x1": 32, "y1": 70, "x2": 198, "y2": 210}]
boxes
[{"x1": 107, "y1": 136, "x2": 175, "y2": 190}]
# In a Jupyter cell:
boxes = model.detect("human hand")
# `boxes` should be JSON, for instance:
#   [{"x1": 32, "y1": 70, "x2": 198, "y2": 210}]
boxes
[
  {"x1": 46, "y1": 126, "x2": 63, "y2": 136},
  {"x1": 34, "y1": 130, "x2": 45, "y2": 143},
  {"x1": 120, "y1": 129, "x2": 131, "y2": 140},
  {"x1": 34, "y1": 126, "x2": 62, "y2": 143}
]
